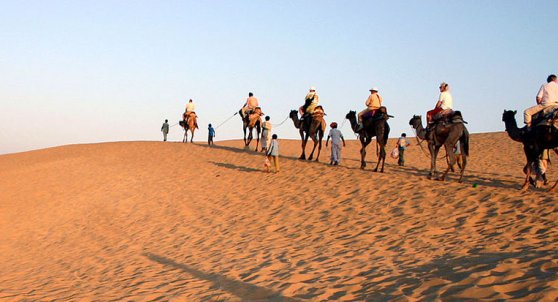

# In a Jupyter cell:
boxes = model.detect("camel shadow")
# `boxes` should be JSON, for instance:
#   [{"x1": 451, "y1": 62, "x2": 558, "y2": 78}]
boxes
[
  {"x1": 210, "y1": 161, "x2": 263, "y2": 173},
  {"x1": 356, "y1": 248, "x2": 558, "y2": 301},
  {"x1": 144, "y1": 253, "x2": 300, "y2": 302}
]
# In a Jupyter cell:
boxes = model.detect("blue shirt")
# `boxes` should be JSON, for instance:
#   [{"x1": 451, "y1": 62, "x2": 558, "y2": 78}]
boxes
[{"x1": 208, "y1": 127, "x2": 215, "y2": 137}]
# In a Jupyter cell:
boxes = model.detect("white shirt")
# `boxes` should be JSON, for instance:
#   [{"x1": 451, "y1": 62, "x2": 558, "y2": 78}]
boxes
[
  {"x1": 186, "y1": 102, "x2": 195, "y2": 112},
  {"x1": 537, "y1": 81, "x2": 558, "y2": 106},
  {"x1": 438, "y1": 91, "x2": 453, "y2": 110},
  {"x1": 328, "y1": 128, "x2": 344, "y2": 145}
]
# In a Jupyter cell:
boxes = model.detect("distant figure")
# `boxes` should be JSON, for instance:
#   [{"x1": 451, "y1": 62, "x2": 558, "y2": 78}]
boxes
[
  {"x1": 357, "y1": 87, "x2": 383, "y2": 131},
  {"x1": 326, "y1": 122, "x2": 345, "y2": 165},
  {"x1": 300, "y1": 86, "x2": 319, "y2": 118},
  {"x1": 266, "y1": 134, "x2": 280, "y2": 173},
  {"x1": 208, "y1": 123, "x2": 215, "y2": 146},
  {"x1": 261, "y1": 116, "x2": 272, "y2": 152},
  {"x1": 524, "y1": 74, "x2": 558, "y2": 128},
  {"x1": 241, "y1": 92, "x2": 259, "y2": 118},
  {"x1": 427, "y1": 82, "x2": 453, "y2": 125},
  {"x1": 161, "y1": 119, "x2": 169, "y2": 141},
  {"x1": 396, "y1": 133, "x2": 411, "y2": 166}
]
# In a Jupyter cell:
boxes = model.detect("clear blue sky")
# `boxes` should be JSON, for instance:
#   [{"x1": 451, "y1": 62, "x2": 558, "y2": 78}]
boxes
[{"x1": 1, "y1": 1, "x2": 557, "y2": 154}]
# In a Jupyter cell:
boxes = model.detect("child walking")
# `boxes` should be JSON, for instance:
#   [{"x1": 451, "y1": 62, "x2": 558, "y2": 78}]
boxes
[
  {"x1": 396, "y1": 133, "x2": 411, "y2": 166},
  {"x1": 326, "y1": 122, "x2": 345, "y2": 165},
  {"x1": 208, "y1": 123, "x2": 215, "y2": 146},
  {"x1": 266, "y1": 134, "x2": 280, "y2": 173}
]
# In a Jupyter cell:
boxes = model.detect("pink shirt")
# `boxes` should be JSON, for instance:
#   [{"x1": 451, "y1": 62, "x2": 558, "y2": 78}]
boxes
[{"x1": 245, "y1": 96, "x2": 259, "y2": 109}]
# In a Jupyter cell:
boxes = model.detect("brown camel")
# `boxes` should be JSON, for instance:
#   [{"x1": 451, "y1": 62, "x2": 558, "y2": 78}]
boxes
[
  {"x1": 289, "y1": 106, "x2": 326, "y2": 161},
  {"x1": 502, "y1": 109, "x2": 558, "y2": 191},
  {"x1": 345, "y1": 108, "x2": 390, "y2": 172},
  {"x1": 409, "y1": 113, "x2": 469, "y2": 182},
  {"x1": 239, "y1": 107, "x2": 262, "y2": 151},
  {"x1": 179, "y1": 112, "x2": 198, "y2": 143}
]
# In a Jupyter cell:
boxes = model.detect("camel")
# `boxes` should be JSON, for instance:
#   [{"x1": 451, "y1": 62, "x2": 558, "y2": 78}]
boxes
[
  {"x1": 346, "y1": 108, "x2": 390, "y2": 172},
  {"x1": 502, "y1": 110, "x2": 558, "y2": 191},
  {"x1": 409, "y1": 113, "x2": 469, "y2": 182},
  {"x1": 239, "y1": 107, "x2": 262, "y2": 151},
  {"x1": 289, "y1": 106, "x2": 326, "y2": 161},
  {"x1": 179, "y1": 112, "x2": 198, "y2": 143}
]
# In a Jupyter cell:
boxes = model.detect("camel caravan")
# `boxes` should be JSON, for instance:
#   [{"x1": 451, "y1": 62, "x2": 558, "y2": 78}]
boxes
[{"x1": 169, "y1": 74, "x2": 558, "y2": 192}]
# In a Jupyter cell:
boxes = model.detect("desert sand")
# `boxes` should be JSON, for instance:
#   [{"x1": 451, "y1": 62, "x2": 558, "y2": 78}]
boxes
[{"x1": 1, "y1": 132, "x2": 558, "y2": 301}]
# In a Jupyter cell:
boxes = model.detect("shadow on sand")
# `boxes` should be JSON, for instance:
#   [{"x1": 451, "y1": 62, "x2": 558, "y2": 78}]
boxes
[{"x1": 144, "y1": 253, "x2": 300, "y2": 301}]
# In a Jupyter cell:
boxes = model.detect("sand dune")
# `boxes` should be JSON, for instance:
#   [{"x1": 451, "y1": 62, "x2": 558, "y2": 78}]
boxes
[{"x1": 1, "y1": 132, "x2": 558, "y2": 301}]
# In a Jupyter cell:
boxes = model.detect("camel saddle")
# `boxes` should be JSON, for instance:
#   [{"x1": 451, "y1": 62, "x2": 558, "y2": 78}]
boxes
[
  {"x1": 183, "y1": 111, "x2": 198, "y2": 129},
  {"x1": 532, "y1": 105, "x2": 558, "y2": 128},
  {"x1": 312, "y1": 106, "x2": 327, "y2": 132},
  {"x1": 363, "y1": 106, "x2": 391, "y2": 122},
  {"x1": 245, "y1": 107, "x2": 263, "y2": 127},
  {"x1": 432, "y1": 110, "x2": 467, "y2": 127}
]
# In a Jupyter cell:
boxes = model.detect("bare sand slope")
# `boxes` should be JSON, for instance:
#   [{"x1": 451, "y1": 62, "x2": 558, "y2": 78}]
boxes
[{"x1": 1, "y1": 132, "x2": 558, "y2": 301}]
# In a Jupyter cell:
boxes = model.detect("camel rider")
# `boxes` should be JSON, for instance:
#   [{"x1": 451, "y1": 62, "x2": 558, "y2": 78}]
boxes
[
  {"x1": 524, "y1": 74, "x2": 558, "y2": 129},
  {"x1": 300, "y1": 86, "x2": 319, "y2": 119},
  {"x1": 241, "y1": 92, "x2": 259, "y2": 118},
  {"x1": 356, "y1": 87, "x2": 382, "y2": 131},
  {"x1": 184, "y1": 99, "x2": 198, "y2": 128},
  {"x1": 427, "y1": 82, "x2": 453, "y2": 125}
]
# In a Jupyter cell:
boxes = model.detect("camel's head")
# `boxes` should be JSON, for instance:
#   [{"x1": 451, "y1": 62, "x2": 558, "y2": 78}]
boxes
[
  {"x1": 502, "y1": 110, "x2": 517, "y2": 122},
  {"x1": 289, "y1": 110, "x2": 299, "y2": 119},
  {"x1": 409, "y1": 115, "x2": 422, "y2": 129},
  {"x1": 345, "y1": 111, "x2": 356, "y2": 120}
]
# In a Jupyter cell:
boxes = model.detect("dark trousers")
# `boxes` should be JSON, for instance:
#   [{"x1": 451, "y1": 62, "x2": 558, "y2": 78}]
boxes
[{"x1": 398, "y1": 147, "x2": 405, "y2": 166}]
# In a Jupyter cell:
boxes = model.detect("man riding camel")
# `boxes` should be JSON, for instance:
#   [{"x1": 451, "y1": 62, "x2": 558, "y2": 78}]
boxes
[
  {"x1": 356, "y1": 87, "x2": 383, "y2": 131},
  {"x1": 524, "y1": 74, "x2": 558, "y2": 129},
  {"x1": 183, "y1": 99, "x2": 198, "y2": 128},
  {"x1": 427, "y1": 82, "x2": 453, "y2": 126},
  {"x1": 241, "y1": 92, "x2": 259, "y2": 118},
  {"x1": 300, "y1": 86, "x2": 320, "y2": 119}
]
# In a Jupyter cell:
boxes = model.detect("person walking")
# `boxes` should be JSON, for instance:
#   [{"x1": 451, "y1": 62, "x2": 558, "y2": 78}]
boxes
[
  {"x1": 261, "y1": 116, "x2": 272, "y2": 152},
  {"x1": 326, "y1": 122, "x2": 346, "y2": 165},
  {"x1": 208, "y1": 123, "x2": 215, "y2": 146},
  {"x1": 396, "y1": 133, "x2": 411, "y2": 166},
  {"x1": 266, "y1": 134, "x2": 280, "y2": 173},
  {"x1": 161, "y1": 119, "x2": 170, "y2": 141}
]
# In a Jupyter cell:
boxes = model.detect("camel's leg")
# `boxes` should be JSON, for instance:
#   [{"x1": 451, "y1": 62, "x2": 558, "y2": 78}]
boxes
[
  {"x1": 183, "y1": 130, "x2": 187, "y2": 143},
  {"x1": 243, "y1": 126, "x2": 248, "y2": 146},
  {"x1": 300, "y1": 131, "x2": 308, "y2": 160},
  {"x1": 440, "y1": 144, "x2": 456, "y2": 181},
  {"x1": 315, "y1": 134, "x2": 323, "y2": 162},
  {"x1": 255, "y1": 128, "x2": 260, "y2": 152},
  {"x1": 308, "y1": 136, "x2": 318, "y2": 160},
  {"x1": 190, "y1": 129, "x2": 194, "y2": 143},
  {"x1": 522, "y1": 163, "x2": 532, "y2": 192},
  {"x1": 375, "y1": 144, "x2": 386, "y2": 172},
  {"x1": 360, "y1": 137, "x2": 369, "y2": 169},
  {"x1": 429, "y1": 145, "x2": 440, "y2": 179}
]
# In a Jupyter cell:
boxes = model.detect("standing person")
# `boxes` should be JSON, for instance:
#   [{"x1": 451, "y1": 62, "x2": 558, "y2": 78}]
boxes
[
  {"x1": 241, "y1": 92, "x2": 259, "y2": 118},
  {"x1": 261, "y1": 116, "x2": 272, "y2": 152},
  {"x1": 524, "y1": 74, "x2": 558, "y2": 128},
  {"x1": 396, "y1": 133, "x2": 411, "y2": 166},
  {"x1": 326, "y1": 122, "x2": 346, "y2": 165},
  {"x1": 427, "y1": 82, "x2": 453, "y2": 125},
  {"x1": 161, "y1": 119, "x2": 170, "y2": 142},
  {"x1": 299, "y1": 86, "x2": 319, "y2": 117},
  {"x1": 208, "y1": 123, "x2": 215, "y2": 146},
  {"x1": 266, "y1": 134, "x2": 280, "y2": 173},
  {"x1": 357, "y1": 87, "x2": 383, "y2": 130}
]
